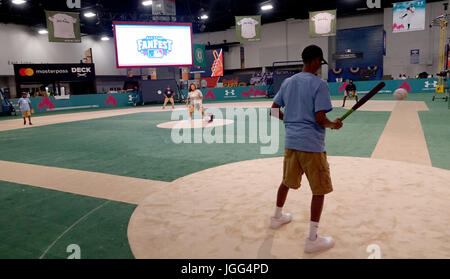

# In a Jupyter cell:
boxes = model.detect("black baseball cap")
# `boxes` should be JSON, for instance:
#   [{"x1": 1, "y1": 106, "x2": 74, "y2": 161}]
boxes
[{"x1": 302, "y1": 45, "x2": 328, "y2": 65}]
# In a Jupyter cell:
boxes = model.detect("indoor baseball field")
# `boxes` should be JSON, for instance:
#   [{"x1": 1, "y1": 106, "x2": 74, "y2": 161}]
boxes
[{"x1": 0, "y1": 94, "x2": 449, "y2": 259}]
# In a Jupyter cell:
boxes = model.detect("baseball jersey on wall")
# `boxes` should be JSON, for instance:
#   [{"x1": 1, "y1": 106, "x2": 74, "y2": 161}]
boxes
[
  {"x1": 235, "y1": 16, "x2": 261, "y2": 42},
  {"x1": 45, "y1": 10, "x2": 81, "y2": 43},
  {"x1": 309, "y1": 10, "x2": 337, "y2": 38},
  {"x1": 49, "y1": 13, "x2": 77, "y2": 38}
]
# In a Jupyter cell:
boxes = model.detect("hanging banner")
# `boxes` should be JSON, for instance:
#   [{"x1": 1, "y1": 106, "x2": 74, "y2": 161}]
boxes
[
  {"x1": 66, "y1": 0, "x2": 81, "y2": 9},
  {"x1": 240, "y1": 47, "x2": 245, "y2": 69},
  {"x1": 393, "y1": 0, "x2": 426, "y2": 33},
  {"x1": 309, "y1": 10, "x2": 336, "y2": 38},
  {"x1": 152, "y1": 0, "x2": 176, "y2": 16},
  {"x1": 235, "y1": 16, "x2": 261, "y2": 42},
  {"x1": 84, "y1": 48, "x2": 93, "y2": 63},
  {"x1": 411, "y1": 49, "x2": 420, "y2": 64},
  {"x1": 447, "y1": 44, "x2": 450, "y2": 70},
  {"x1": 181, "y1": 67, "x2": 190, "y2": 81},
  {"x1": 149, "y1": 68, "x2": 157, "y2": 80},
  {"x1": 193, "y1": 44, "x2": 206, "y2": 67},
  {"x1": 45, "y1": 10, "x2": 81, "y2": 43}
]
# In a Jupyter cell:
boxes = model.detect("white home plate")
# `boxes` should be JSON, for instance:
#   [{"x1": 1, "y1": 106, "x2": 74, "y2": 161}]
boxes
[{"x1": 157, "y1": 119, "x2": 234, "y2": 129}]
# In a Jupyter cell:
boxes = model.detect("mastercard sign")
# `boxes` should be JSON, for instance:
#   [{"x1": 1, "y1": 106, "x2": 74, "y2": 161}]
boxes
[
  {"x1": 14, "y1": 63, "x2": 96, "y2": 83},
  {"x1": 19, "y1": 68, "x2": 34, "y2": 77}
]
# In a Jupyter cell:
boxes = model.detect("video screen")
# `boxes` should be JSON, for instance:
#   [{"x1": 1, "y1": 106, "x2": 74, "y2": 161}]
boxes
[
  {"x1": 113, "y1": 22, "x2": 193, "y2": 68},
  {"x1": 191, "y1": 49, "x2": 224, "y2": 77}
]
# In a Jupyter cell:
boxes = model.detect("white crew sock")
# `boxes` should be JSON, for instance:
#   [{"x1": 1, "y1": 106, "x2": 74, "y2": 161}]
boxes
[
  {"x1": 274, "y1": 206, "x2": 283, "y2": 219},
  {"x1": 309, "y1": 221, "x2": 319, "y2": 241}
]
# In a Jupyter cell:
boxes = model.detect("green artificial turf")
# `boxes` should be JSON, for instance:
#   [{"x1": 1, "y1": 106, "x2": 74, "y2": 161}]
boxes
[
  {"x1": 332, "y1": 93, "x2": 450, "y2": 170},
  {"x1": 0, "y1": 180, "x2": 135, "y2": 259},
  {"x1": 0, "y1": 108, "x2": 391, "y2": 181},
  {"x1": 418, "y1": 97, "x2": 450, "y2": 170}
]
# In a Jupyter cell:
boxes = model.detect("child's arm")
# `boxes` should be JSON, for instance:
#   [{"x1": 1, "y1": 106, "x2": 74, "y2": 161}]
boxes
[
  {"x1": 316, "y1": 111, "x2": 343, "y2": 130},
  {"x1": 270, "y1": 102, "x2": 284, "y2": 121}
]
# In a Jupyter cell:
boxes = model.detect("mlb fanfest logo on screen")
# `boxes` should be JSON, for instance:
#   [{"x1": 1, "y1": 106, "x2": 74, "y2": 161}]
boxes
[
  {"x1": 113, "y1": 22, "x2": 193, "y2": 67},
  {"x1": 137, "y1": 36, "x2": 173, "y2": 59}
]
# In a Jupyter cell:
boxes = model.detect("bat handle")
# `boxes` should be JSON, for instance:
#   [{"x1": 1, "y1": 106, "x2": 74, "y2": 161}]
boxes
[{"x1": 339, "y1": 109, "x2": 354, "y2": 121}]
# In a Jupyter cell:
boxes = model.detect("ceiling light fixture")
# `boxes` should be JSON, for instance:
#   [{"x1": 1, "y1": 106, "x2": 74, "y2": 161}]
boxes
[
  {"x1": 260, "y1": 1, "x2": 273, "y2": 11},
  {"x1": 101, "y1": 36, "x2": 110, "y2": 41},
  {"x1": 12, "y1": 0, "x2": 27, "y2": 5},
  {"x1": 200, "y1": 14, "x2": 209, "y2": 20},
  {"x1": 38, "y1": 29, "x2": 48, "y2": 34},
  {"x1": 142, "y1": 0, "x2": 153, "y2": 6},
  {"x1": 261, "y1": 4, "x2": 273, "y2": 11},
  {"x1": 84, "y1": 11, "x2": 96, "y2": 18}
]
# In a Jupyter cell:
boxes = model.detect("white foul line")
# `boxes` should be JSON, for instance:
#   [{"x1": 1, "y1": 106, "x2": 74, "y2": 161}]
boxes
[{"x1": 39, "y1": 200, "x2": 111, "y2": 259}]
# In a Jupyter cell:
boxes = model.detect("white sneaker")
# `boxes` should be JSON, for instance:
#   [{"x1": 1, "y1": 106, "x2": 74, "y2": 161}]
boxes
[
  {"x1": 270, "y1": 213, "x2": 292, "y2": 229},
  {"x1": 304, "y1": 235, "x2": 335, "y2": 253}
]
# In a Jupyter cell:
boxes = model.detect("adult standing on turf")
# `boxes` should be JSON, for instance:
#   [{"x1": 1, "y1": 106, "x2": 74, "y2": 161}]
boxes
[
  {"x1": 18, "y1": 92, "x2": 33, "y2": 126},
  {"x1": 269, "y1": 45, "x2": 343, "y2": 254},
  {"x1": 186, "y1": 84, "x2": 205, "y2": 119},
  {"x1": 342, "y1": 79, "x2": 358, "y2": 107},
  {"x1": 163, "y1": 85, "x2": 175, "y2": 109}
]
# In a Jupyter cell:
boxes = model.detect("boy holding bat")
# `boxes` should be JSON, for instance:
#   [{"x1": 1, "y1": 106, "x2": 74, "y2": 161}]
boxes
[{"x1": 269, "y1": 45, "x2": 343, "y2": 253}]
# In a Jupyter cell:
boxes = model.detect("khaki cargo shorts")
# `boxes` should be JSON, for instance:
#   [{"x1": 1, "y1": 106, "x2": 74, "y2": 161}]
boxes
[
  {"x1": 21, "y1": 110, "x2": 31, "y2": 117},
  {"x1": 189, "y1": 103, "x2": 204, "y2": 113},
  {"x1": 282, "y1": 148, "x2": 333, "y2": 195}
]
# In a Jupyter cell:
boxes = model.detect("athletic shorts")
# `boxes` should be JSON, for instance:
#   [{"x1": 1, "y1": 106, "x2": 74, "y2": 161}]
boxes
[
  {"x1": 189, "y1": 103, "x2": 203, "y2": 113},
  {"x1": 282, "y1": 148, "x2": 333, "y2": 195},
  {"x1": 21, "y1": 110, "x2": 31, "y2": 117}
]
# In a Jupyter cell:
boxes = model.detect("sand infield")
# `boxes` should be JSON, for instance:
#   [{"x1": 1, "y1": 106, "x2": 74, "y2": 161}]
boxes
[
  {"x1": 372, "y1": 101, "x2": 431, "y2": 165},
  {"x1": 128, "y1": 156, "x2": 450, "y2": 259},
  {"x1": 0, "y1": 160, "x2": 169, "y2": 205}
]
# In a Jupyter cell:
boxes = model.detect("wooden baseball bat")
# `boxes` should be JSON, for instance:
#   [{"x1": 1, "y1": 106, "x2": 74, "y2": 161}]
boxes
[{"x1": 340, "y1": 82, "x2": 386, "y2": 121}]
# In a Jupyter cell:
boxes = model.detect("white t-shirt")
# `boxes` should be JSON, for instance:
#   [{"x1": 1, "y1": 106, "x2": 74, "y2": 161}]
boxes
[
  {"x1": 237, "y1": 18, "x2": 259, "y2": 39},
  {"x1": 188, "y1": 90, "x2": 203, "y2": 105},
  {"x1": 49, "y1": 13, "x2": 77, "y2": 39},
  {"x1": 406, "y1": 6, "x2": 415, "y2": 22},
  {"x1": 311, "y1": 12, "x2": 335, "y2": 35}
]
